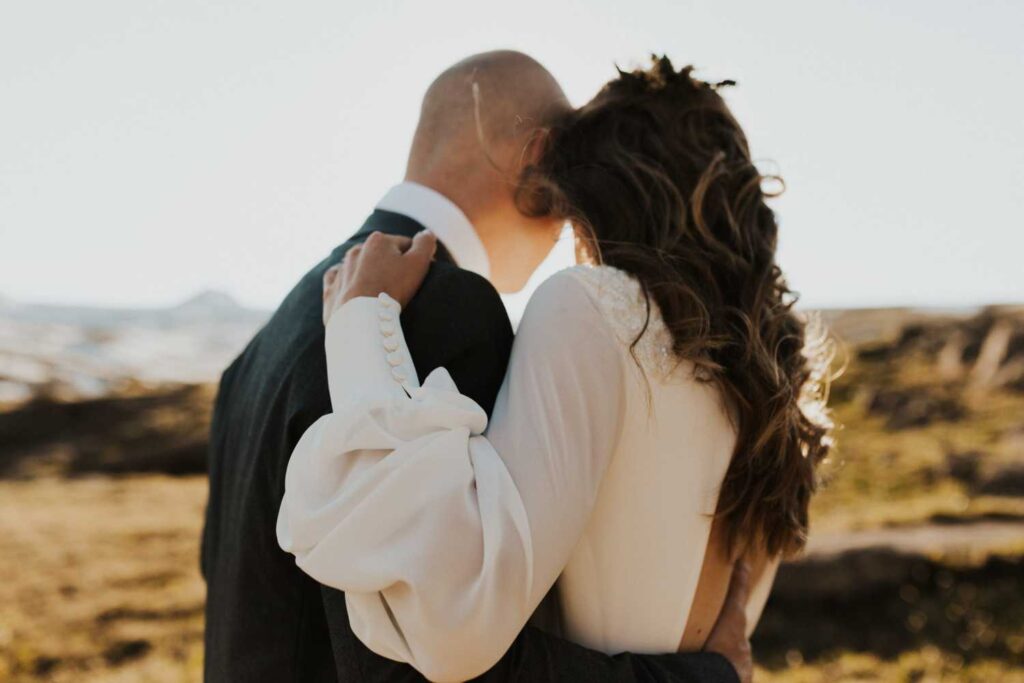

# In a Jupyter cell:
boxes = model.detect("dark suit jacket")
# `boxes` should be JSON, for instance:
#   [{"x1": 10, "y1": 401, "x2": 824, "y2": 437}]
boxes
[{"x1": 201, "y1": 209, "x2": 738, "y2": 683}]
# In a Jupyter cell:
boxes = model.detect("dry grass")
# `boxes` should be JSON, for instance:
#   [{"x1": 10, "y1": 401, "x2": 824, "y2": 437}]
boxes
[
  {"x1": 810, "y1": 341, "x2": 1024, "y2": 533},
  {"x1": 757, "y1": 651, "x2": 1024, "y2": 683},
  {"x1": 0, "y1": 476, "x2": 206, "y2": 682}
]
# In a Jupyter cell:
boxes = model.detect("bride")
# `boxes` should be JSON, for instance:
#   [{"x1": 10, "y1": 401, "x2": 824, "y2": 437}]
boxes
[{"x1": 277, "y1": 57, "x2": 834, "y2": 682}]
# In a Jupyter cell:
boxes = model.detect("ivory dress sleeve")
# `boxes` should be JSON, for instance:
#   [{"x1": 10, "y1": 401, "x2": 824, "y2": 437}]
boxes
[{"x1": 276, "y1": 272, "x2": 625, "y2": 682}]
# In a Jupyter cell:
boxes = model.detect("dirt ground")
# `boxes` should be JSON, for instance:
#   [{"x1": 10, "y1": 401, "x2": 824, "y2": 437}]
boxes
[
  {"x1": 2, "y1": 473, "x2": 1022, "y2": 682},
  {"x1": 0, "y1": 476, "x2": 206, "y2": 682}
]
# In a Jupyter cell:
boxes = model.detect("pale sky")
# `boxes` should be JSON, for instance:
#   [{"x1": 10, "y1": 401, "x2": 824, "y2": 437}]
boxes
[{"x1": 1, "y1": 0, "x2": 1021, "y2": 310}]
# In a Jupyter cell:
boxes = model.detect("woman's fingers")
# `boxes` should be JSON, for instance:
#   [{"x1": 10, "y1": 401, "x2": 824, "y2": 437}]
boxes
[
  {"x1": 364, "y1": 232, "x2": 412, "y2": 254},
  {"x1": 323, "y1": 264, "x2": 344, "y2": 324},
  {"x1": 342, "y1": 244, "x2": 363, "y2": 268},
  {"x1": 321, "y1": 229, "x2": 439, "y2": 325},
  {"x1": 406, "y1": 230, "x2": 437, "y2": 266},
  {"x1": 391, "y1": 235, "x2": 414, "y2": 252}
]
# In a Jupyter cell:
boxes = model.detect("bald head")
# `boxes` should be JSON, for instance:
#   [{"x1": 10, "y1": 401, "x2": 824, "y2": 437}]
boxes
[{"x1": 406, "y1": 51, "x2": 570, "y2": 218}]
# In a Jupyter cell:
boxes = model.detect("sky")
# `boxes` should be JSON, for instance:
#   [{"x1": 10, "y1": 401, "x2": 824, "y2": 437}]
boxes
[{"x1": 1, "y1": 0, "x2": 1021, "y2": 311}]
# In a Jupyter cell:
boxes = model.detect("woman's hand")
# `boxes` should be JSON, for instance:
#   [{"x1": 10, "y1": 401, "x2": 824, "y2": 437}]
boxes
[{"x1": 323, "y1": 230, "x2": 437, "y2": 325}]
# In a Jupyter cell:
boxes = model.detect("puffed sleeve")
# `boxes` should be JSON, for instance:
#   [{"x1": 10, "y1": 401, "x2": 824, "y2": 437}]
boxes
[{"x1": 277, "y1": 272, "x2": 624, "y2": 682}]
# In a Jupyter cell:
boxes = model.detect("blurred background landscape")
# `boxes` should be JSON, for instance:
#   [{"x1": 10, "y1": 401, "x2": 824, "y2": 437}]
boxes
[{"x1": 1, "y1": 296, "x2": 1022, "y2": 682}]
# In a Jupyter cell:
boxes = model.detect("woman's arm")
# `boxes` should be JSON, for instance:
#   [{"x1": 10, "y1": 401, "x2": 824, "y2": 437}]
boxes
[{"x1": 277, "y1": 271, "x2": 624, "y2": 682}]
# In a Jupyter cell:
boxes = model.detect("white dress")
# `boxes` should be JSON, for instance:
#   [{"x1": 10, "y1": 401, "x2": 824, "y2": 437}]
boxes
[{"x1": 277, "y1": 265, "x2": 776, "y2": 682}]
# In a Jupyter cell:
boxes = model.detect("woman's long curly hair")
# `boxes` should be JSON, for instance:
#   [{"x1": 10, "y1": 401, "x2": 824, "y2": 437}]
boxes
[{"x1": 516, "y1": 56, "x2": 834, "y2": 558}]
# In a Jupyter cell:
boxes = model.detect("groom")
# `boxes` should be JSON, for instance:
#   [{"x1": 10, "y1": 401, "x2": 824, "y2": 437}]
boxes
[{"x1": 201, "y1": 50, "x2": 752, "y2": 683}]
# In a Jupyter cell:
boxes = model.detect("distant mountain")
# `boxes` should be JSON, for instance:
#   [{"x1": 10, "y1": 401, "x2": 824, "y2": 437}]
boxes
[
  {"x1": 0, "y1": 292, "x2": 271, "y2": 397},
  {"x1": 163, "y1": 290, "x2": 267, "y2": 326},
  {"x1": 172, "y1": 290, "x2": 244, "y2": 314},
  {"x1": 0, "y1": 291, "x2": 269, "y2": 328}
]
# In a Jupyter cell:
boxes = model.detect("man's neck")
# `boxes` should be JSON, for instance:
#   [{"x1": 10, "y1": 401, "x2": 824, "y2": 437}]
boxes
[
  {"x1": 402, "y1": 173, "x2": 559, "y2": 293},
  {"x1": 376, "y1": 181, "x2": 490, "y2": 279},
  {"x1": 473, "y1": 207, "x2": 560, "y2": 293}
]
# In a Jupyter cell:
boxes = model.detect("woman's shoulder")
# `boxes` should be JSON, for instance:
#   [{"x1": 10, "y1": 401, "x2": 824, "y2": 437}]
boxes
[{"x1": 528, "y1": 265, "x2": 677, "y2": 377}]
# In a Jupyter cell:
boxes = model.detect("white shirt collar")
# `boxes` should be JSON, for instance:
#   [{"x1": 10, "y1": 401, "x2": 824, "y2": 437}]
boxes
[{"x1": 375, "y1": 181, "x2": 490, "y2": 279}]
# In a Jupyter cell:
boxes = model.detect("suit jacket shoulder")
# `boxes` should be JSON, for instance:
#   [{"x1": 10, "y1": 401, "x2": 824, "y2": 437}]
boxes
[{"x1": 400, "y1": 262, "x2": 513, "y2": 415}]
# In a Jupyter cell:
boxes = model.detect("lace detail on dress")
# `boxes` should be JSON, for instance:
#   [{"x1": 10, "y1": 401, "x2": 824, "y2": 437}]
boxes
[{"x1": 564, "y1": 265, "x2": 677, "y2": 378}]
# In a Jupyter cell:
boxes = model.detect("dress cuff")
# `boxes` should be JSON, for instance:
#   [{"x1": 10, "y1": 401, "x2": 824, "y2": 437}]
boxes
[{"x1": 324, "y1": 293, "x2": 419, "y2": 408}]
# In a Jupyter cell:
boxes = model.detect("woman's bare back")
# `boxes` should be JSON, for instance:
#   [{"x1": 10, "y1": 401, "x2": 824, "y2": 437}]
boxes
[{"x1": 679, "y1": 517, "x2": 772, "y2": 651}]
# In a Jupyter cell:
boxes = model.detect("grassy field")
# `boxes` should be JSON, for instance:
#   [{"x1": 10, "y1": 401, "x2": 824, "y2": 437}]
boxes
[
  {"x1": 1, "y1": 306, "x2": 1022, "y2": 681},
  {"x1": 0, "y1": 476, "x2": 207, "y2": 682}
]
